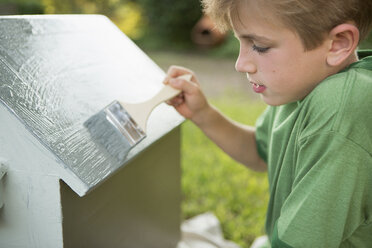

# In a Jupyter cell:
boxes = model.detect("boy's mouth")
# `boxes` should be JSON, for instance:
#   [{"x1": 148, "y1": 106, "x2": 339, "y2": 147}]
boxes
[
  {"x1": 251, "y1": 82, "x2": 266, "y2": 93},
  {"x1": 247, "y1": 74, "x2": 266, "y2": 93}
]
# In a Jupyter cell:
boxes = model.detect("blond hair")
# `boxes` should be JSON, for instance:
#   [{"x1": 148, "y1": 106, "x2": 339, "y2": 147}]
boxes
[{"x1": 202, "y1": 0, "x2": 372, "y2": 50}]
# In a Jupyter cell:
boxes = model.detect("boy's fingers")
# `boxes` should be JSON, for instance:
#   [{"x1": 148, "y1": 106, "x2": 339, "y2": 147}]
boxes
[
  {"x1": 169, "y1": 77, "x2": 197, "y2": 94},
  {"x1": 166, "y1": 95, "x2": 184, "y2": 106},
  {"x1": 167, "y1": 65, "x2": 193, "y2": 78},
  {"x1": 165, "y1": 65, "x2": 198, "y2": 84}
]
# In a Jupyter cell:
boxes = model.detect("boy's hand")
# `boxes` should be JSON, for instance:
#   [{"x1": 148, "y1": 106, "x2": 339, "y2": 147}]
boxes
[
  {"x1": 164, "y1": 66, "x2": 266, "y2": 171},
  {"x1": 164, "y1": 65, "x2": 210, "y2": 125}
]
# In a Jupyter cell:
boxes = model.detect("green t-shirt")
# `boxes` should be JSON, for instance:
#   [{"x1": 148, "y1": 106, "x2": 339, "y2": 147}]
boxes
[{"x1": 255, "y1": 51, "x2": 372, "y2": 248}]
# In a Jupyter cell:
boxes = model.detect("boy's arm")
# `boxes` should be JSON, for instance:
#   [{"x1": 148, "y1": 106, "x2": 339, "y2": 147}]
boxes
[
  {"x1": 164, "y1": 66, "x2": 267, "y2": 172},
  {"x1": 195, "y1": 105, "x2": 267, "y2": 171}
]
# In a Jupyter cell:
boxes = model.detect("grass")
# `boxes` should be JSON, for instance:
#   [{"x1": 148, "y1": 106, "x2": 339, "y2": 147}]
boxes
[{"x1": 181, "y1": 92, "x2": 268, "y2": 247}]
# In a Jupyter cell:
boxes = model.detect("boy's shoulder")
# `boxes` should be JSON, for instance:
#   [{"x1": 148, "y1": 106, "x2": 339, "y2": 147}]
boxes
[
  {"x1": 299, "y1": 52, "x2": 372, "y2": 146},
  {"x1": 305, "y1": 51, "x2": 372, "y2": 109}
]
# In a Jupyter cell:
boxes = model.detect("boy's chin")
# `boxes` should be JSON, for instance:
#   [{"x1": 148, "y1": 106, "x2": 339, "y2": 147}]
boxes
[
  {"x1": 261, "y1": 96, "x2": 282, "y2": 106},
  {"x1": 261, "y1": 95, "x2": 298, "y2": 106}
]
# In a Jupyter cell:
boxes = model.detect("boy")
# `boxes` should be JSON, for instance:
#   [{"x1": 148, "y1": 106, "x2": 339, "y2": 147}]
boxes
[{"x1": 165, "y1": 0, "x2": 372, "y2": 247}]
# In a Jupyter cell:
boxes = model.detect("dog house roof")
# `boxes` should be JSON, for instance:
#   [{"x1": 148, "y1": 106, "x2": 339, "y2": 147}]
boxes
[{"x1": 0, "y1": 15, "x2": 183, "y2": 196}]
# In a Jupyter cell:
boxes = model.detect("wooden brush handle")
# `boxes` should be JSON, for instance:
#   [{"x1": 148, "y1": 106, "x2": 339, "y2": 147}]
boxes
[{"x1": 122, "y1": 74, "x2": 192, "y2": 132}]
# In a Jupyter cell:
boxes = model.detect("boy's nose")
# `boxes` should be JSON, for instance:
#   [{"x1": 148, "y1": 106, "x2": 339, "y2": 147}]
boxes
[{"x1": 235, "y1": 53, "x2": 257, "y2": 74}]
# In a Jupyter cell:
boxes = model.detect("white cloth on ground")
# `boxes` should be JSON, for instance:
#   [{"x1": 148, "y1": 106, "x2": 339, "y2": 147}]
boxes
[{"x1": 177, "y1": 212, "x2": 241, "y2": 248}]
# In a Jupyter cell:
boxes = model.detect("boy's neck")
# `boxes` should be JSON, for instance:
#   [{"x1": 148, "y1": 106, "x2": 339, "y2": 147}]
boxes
[
  {"x1": 333, "y1": 50, "x2": 359, "y2": 74},
  {"x1": 349, "y1": 50, "x2": 359, "y2": 63}
]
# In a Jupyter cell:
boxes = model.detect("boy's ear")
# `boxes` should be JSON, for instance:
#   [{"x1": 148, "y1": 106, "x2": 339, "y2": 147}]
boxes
[{"x1": 326, "y1": 23, "x2": 359, "y2": 67}]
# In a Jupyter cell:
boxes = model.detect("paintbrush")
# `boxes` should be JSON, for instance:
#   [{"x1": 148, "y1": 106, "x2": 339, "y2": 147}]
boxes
[{"x1": 84, "y1": 74, "x2": 192, "y2": 161}]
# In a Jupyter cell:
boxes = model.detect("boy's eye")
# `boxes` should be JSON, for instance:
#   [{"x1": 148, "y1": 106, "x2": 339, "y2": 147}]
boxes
[{"x1": 252, "y1": 44, "x2": 270, "y2": 53}]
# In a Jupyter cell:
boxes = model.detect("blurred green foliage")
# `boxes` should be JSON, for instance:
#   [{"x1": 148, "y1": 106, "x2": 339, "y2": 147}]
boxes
[
  {"x1": 360, "y1": 30, "x2": 372, "y2": 49},
  {"x1": 40, "y1": 0, "x2": 146, "y2": 39},
  {"x1": 0, "y1": 0, "x2": 44, "y2": 14},
  {"x1": 0, "y1": 0, "x2": 202, "y2": 48},
  {"x1": 207, "y1": 32, "x2": 240, "y2": 58},
  {"x1": 134, "y1": 0, "x2": 202, "y2": 49}
]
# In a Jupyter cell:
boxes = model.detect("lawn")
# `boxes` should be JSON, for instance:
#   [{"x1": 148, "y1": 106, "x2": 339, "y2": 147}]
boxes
[{"x1": 181, "y1": 92, "x2": 268, "y2": 247}]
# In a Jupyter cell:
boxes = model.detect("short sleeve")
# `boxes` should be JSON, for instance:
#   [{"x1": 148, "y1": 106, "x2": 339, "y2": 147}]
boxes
[
  {"x1": 272, "y1": 132, "x2": 372, "y2": 247},
  {"x1": 255, "y1": 107, "x2": 272, "y2": 163}
]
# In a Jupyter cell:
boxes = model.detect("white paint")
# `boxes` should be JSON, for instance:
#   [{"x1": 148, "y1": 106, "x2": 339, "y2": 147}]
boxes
[
  {"x1": 0, "y1": 160, "x2": 7, "y2": 209},
  {"x1": 0, "y1": 104, "x2": 89, "y2": 196},
  {"x1": 0, "y1": 172, "x2": 63, "y2": 248},
  {"x1": 0, "y1": 103, "x2": 70, "y2": 247}
]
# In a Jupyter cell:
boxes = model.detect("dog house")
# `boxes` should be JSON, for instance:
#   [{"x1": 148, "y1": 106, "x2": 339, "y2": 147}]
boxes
[{"x1": 0, "y1": 15, "x2": 183, "y2": 248}]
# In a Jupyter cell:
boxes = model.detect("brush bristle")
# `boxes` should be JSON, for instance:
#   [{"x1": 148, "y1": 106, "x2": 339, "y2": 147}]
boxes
[{"x1": 84, "y1": 101, "x2": 146, "y2": 162}]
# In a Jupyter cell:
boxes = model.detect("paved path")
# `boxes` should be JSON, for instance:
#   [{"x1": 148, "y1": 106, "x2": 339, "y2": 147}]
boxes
[{"x1": 148, "y1": 51, "x2": 260, "y2": 101}]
